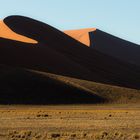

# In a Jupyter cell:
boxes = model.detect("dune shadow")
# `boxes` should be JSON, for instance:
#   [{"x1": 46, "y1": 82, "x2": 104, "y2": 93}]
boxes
[
  {"x1": 92, "y1": 29, "x2": 140, "y2": 66},
  {"x1": 0, "y1": 65, "x2": 106, "y2": 105}
]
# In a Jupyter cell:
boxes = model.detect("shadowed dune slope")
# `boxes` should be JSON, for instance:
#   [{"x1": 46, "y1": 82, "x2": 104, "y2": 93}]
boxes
[
  {"x1": 0, "y1": 15, "x2": 140, "y2": 89},
  {"x1": 34, "y1": 71, "x2": 140, "y2": 104},
  {"x1": 65, "y1": 28, "x2": 140, "y2": 66},
  {"x1": 0, "y1": 20, "x2": 37, "y2": 43},
  {"x1": 0, "y1": 65, "x2": 139, "y2": 104},
  {"x1": 92, "y1": 30, "x2": 140, "y2": 66},
  {"x1": 0, "y1": 65, "x2": 105, "y2": 104}
]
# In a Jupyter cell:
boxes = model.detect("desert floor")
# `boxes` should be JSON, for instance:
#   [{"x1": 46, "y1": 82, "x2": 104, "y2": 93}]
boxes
[{"x1": 0, "y1": 104, "x2": 139, "y2": 140}]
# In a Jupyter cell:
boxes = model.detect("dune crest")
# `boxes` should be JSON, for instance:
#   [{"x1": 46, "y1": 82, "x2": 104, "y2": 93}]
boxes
[
  {"x1": 0, "y1": 20, "x2": 37, "y2": 44},
  {"x1": 64, "y1": 28, "x2": 96, "y2": 46}
]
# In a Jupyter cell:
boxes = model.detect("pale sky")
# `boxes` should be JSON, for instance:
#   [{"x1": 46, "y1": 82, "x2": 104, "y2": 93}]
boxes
[{"x1": 0, "y1": 0, "x2": 139, "y2": 44}]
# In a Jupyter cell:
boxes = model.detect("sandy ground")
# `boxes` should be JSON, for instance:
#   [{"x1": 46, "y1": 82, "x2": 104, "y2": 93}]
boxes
[{"x1": 0, "y1": 104, "x2": 139, "y2": 140}]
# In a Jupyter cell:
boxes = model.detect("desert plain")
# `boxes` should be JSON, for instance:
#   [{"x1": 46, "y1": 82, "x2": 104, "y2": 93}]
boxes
[{"x1": 0, "y1": 104, "x2": 139, "y2": 140}]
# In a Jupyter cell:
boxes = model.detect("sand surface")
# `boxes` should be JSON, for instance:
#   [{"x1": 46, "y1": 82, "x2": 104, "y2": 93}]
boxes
[
  {"x1": 0, "y1": 21, "x2": 37, "y2": 43},
  {"x1": 64, "y1": 28, "x2": 96, "y2": 46},
  {"x1": 0, "y1": 105, "x2": 139, "y2": 140}
]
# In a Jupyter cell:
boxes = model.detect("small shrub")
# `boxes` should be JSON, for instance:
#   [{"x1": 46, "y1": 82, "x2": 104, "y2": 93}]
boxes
[
  {"x1": 36, "y1": 114, "x2": 41, "y2": 117},
  {"x1": 51, "y1": 133, "x2": 60, "y2": 138},
  {"x1": 44, "y1": 114, "x2": 49, "y2": 117},
  {"x1": 71, "y1": 134, "x2": 76, "y2": 137},
  {"x1": 133, "y1": 134, "x2": 140, "y2": 139}
]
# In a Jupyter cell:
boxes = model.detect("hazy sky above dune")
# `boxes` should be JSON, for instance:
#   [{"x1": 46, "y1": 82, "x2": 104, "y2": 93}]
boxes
[{"x1": 0, "y1": 0, "x2": 140, "y2": 44}]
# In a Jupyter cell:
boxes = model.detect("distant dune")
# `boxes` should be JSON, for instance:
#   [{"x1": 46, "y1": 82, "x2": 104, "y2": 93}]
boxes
[
  {"x1": 93, "y1": 30, "x2": 140, "y2": 66},
  {"x1": 0, "y1": 15, "x2": 140, "y2": 104},
  {"x1": 65, "y1": 28, "x2": 96, "y2": 46},
  {"x1": 64, "y1": 28, "x2": 140, "y2": 66}
]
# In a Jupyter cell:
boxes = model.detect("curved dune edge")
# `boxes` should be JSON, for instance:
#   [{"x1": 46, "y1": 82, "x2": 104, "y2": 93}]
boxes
[
  {"x1": 0, "y1": 20, "x2": 38, "y2": 44},
  {"x1": 64, "y1": 28, "x2": 96, "y2": 46}
]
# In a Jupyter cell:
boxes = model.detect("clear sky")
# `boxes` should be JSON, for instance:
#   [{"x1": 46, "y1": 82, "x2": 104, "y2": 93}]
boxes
[{"x1": 0, "y1": 0, "x2": 140, "y2": 44}]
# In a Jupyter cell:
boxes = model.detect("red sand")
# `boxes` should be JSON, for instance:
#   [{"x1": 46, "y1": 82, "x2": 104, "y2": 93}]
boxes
[
  {"x1": 0, "y1": 20, "x2": 37, "y2": 44},
  {"x1": 64, "y1": 28, "x2": 96, "y2": 46}
]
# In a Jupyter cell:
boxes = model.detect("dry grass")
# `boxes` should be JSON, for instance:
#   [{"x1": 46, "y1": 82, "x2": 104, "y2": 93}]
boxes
[{"x1": 0, "y1": 105, "x2": 139, "y2": 140}]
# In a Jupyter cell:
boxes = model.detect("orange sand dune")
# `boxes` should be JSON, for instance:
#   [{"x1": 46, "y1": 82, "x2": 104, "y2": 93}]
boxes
[
  {"x1": 0, "y1": 20, "x2": 37, "y2": 44},
  {"x1": 64, "y1": 28, "x2": 96, "y2": 46}
]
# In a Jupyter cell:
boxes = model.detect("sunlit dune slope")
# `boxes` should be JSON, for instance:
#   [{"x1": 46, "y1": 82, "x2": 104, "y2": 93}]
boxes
[
  {"x1": 0, "y1": 20, "x2": 37, "y2": 44},
  {"x1": 64, "y1": 28, "x2": 96, "y2": 46}
]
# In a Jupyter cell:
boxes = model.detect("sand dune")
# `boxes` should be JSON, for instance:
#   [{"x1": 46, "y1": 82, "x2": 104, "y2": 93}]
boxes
[
  {"x1": 2, "y1": 16, "x2": 140, "y2": 89},
  {"x1": 0, "y1": 65, "x2": 139, "y2": 104},
  {"x1": 0, "y1": 15, "x2": 140, "y2": 104},
  {"x1": 64, "y1": 28, "x2": 140, "y2": 66},
  {"x1": 0, "y1": 65, "x2": 105, "y2": 104},
  {"x1": 64, "y1": 28, "x2": 96, "y2": 46},
  {"x1": 93, "y1": 29, "x2": 140, "y2": 66},
  {"x1": 0, "y1": 20, "x2": 37, "y2": 44}
]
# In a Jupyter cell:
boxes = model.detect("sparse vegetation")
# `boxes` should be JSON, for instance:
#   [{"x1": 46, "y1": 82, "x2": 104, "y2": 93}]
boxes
[
  {"x1": 133, "y1": 134, "x2": 140, "y2": 139},
  {"x1": 51, "y1": 133, "x2": 60, "y2": 138},
  {"x1": 0, "y1": 105, "x2": 139, "y2": 140},
  {"x1": 36, "y1": 113, "x2": 49, "y2": 118}
]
